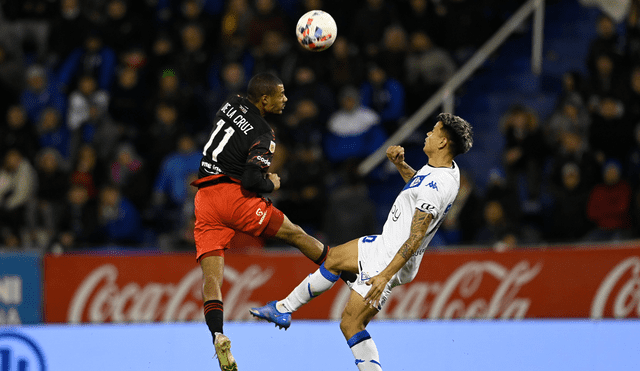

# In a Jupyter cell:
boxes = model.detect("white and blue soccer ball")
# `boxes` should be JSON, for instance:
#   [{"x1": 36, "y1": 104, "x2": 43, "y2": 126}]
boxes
[{"x1": 295, "y1": 10, "x2": 337, "y2": 52}]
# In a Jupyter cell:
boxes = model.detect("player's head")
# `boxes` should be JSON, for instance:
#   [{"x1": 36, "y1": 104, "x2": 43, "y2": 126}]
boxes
[
  {"x1": 247, "y1": 72, "x2": 287, "y2": 115},
  {"x1": 436, "y1": 113, "x2": 473, "y2": 157}
]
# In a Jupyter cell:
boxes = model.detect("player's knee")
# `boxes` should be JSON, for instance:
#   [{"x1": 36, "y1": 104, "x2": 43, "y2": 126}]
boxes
[
  {"x1": 324, "y1": 247, "x2": 339, "y2": 270},
  {"x1": 339, "y1": 315, "x2": 362, "y2": 338}
]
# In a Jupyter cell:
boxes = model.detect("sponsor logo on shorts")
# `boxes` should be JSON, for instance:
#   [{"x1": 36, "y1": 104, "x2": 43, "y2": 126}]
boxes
[{"x1": 256, "y1": 208, "x2": 268, "y2": 225}]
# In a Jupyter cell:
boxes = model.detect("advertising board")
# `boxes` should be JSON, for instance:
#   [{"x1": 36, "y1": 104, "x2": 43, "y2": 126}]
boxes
[{"x1": 43, "y1": 244, "x2": 640, "y2": 323}]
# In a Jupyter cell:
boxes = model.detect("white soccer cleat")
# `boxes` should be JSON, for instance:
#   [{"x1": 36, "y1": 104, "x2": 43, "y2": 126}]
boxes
[{"x1": 214, "y1": 333, "x2": 238, "y2": 371}]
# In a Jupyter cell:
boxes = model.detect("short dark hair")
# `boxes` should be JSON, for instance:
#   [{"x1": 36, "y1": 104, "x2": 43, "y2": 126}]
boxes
[
  {"x1": 246, "y1": 73, "x2": 283, "y2": 103},
  {"x1": 437, "y1": 113, "x2": 473, "y2": 156}
]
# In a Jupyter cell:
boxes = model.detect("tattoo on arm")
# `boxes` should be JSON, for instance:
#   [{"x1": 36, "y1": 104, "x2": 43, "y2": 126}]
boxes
[
  {"x1": 398, "y1": 211, "x2": 433, "y2": 260},
  {"x1": 397, "y1": 162, "x2": 417, "y2": 183}
]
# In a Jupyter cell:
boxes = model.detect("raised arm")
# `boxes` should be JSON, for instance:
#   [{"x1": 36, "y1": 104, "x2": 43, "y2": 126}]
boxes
[
  {"x1": 364, "y1": 209, "x2": 434, "y2": 307},
  {"x1": 386, "y1": 145, "x2": 417, "y2": 183}
]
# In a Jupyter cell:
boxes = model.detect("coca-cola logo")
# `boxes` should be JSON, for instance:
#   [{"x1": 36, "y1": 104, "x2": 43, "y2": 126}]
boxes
[
  {"x1": 67, "y1": 264, "x2": 274, "y2": 324},
  {"x1": 591, "y1": 256, "x2": 640, "y2": 319},
  {"x1": 331, "y1": 260, "x2": 542, "y2": 320}
]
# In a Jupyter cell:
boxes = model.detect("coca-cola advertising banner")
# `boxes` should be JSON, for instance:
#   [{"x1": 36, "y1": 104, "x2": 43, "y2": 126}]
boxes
[{"x1": 44, "y1": 245, "x2": 640, "y2": 323}]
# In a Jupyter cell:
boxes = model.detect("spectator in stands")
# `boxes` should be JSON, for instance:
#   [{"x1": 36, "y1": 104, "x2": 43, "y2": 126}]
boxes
[
  {"x1": 101, "y1": 0, "x2": 151, "y2": 52},
  {"x1": 544, "y1": 93, "x2": 591, "y2": 149},
  {"x1": 66, "y1": 74, "x2": 109, "y2": 133},
  {"x1": 404, "y1": 31, "x2": 457, "y2": 113},
  {"x1": 54, "y1": 184, "x2": 98, "y2": 251},
  {"x1": 548, "y1": 162, "x2": 593, "y2": 243},
  {"x1": 1, "y1": 104, "x2": 38, "y2": 160},
  {"x1": 20, "y1": 64, "x2": 66, "y2": 125},
  {"x1": 438, "y1": 170, "x2": 483, "y2": 245},
  {"x1": 377, "y1": 24, "x2": 408, "y2": 82},
  {"x1": 276, "y1": 139, "x2": 329, "y2": 235},
  {"x1": 145, "y1": 32, "x2": 178, "y2": 91},
  {"x1": 247, "y1": 0, "x2": 289, "y2": 49},
  {"x1": 399, "y1": 0, "x2": 443, "y2": 38},
  {"x1": 285, "y1": 65, "x2": 336, "y2": 123},
  {"x1": 37, "y1": 107, "x2": 70, "y2": 161},
  {"x1": 483, "y1": 167, "x2": 521, "y2": 232},
  {"x1": 142, "y1": 102, "x2": 183, "y2": 175},
  {"x1": 149, "y1": 134, "x2": 201, "y2": 231},
  {"x1": 107, "y1": 143, "x2": 150, "y2": 210},
  {"x1": 96, "y1": 184, "x2": 143, "y2": 244},
  {"x1": 475, "y1": 199, "x2": 518, "y2": 252},
  {"x1": 0, "y1": 149, "x2": 38, "y2": 247},
  {"x1": 48, "y1": 0, "x2": 90, "y2": 66},
  {"x1": 625, "y1": 0, "x2": 640, "y2": 65},
  {"x1": 57, "y1": 30, "x2": 117, "y2": 92},
  {"x1": 588, "y1": 95, "x2": 634, "y2": 165},
  {"x1": 251, "y1": 29, "x2": 297, "y2": 86},
  {"x1": 586, "y1": 159, "x2": 633, "y2": 242},
  {"x1": 326, "y1": 37, "x2": 366, "y2": 94},
  {"x1": 0, "y1": 43, "x2": 24, "y2": 110},
  {"x1": 281, "y1": 98, "x2": 324, "y2": 150},
  {"x1": 219, "y1": 0, "x2": 254, "y2": 49},
  {"x1": 348, "y1": 0, "x2": 398, "y2": 59},
  {"x1": 586, "y1": 14, "x2": 623, "y2": 76},
  {"x1": 548, "y1": 130, "x2": 600, "y2": 193},
  {"x1": 500, "y1": 105, "x2": 547, "y2": 208},
  {"x1": 625, "y1": 65, "x2": 640, "y2": 122},
  {"x1": 589, "y1": 52, "x2": 628, "y2": 105},
  {"x1": 69, "y1": 144, "x2": 102, "y2": 200},
  {"x1": 0, "y1": 0, "x2": 54, "y2": 62},
  {"x1": 109, "y1": 64, "x2": 149, "y2": 135},
  {"x1": 322, "y1": 161, "x2": 378, "y2": 246},
  {"x1": 175, "y1": 23, "x2": 211, "y2": 90},
  {"x1": 360, "y1": 63, "x2": 406, "y2": 135},
  {"x1": 31, "y1": 147, "x2": 69, "y2": 248},
  {"x1": 324, "y1": 86, "x2": 387, "y2": 165}
]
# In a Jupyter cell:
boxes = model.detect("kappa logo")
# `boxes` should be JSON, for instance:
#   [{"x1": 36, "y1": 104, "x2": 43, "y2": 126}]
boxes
[{"x1": 426, "y1": 181, "x2": 438, "y2": 190}]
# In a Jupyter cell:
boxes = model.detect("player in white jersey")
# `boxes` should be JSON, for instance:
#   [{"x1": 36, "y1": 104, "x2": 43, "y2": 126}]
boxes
[{"x1": 251, "y1": 113, "x2": 473, "y2": 370}]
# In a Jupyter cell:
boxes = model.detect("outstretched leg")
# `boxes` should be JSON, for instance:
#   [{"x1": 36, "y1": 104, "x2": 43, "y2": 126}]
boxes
[
  {"x1": 250, "y1": 238, "x2": 360, "y2": 328},
  {"x1": 274, "y1": 214, "x2": 326, "y2": 263},
  {"x1": 341, "y1": 291, "x2": 382, "y2": 371}
]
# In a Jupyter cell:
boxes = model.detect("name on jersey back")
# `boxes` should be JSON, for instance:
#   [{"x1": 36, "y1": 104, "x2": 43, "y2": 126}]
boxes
[{"x1": 221, "y1": 102, "x2": 254, "y2": 135}]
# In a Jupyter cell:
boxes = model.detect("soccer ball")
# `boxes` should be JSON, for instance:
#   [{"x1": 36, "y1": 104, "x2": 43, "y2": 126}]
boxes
[{"x1": 295, "y1": 10, "x2": 337, "y2": 52}]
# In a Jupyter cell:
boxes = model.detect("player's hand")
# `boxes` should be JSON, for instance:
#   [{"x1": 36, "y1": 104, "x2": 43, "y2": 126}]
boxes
[
  {"x1": 364, "y1": 274, "x2": 390, "y2": 308},
  {"x1": 268, "y1": 173, "x2": 281, "y2": 190},
  {"x1": 386, "y1": 146, "x2": 405, "y2": 165}
]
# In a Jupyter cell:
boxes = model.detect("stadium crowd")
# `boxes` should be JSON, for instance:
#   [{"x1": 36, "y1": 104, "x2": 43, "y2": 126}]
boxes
[{"x1": 1, "y1": 0, "x2": 640, "y2": 253}]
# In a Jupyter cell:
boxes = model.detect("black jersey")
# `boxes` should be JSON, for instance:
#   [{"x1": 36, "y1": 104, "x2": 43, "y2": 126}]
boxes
[{"x1": 198, "y1": 95, "x2": 276, "y2": 193}]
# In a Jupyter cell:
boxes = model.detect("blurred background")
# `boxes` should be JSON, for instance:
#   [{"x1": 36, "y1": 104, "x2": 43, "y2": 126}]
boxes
[{"x1": 0, "y1": 0, "x2": 639, "y2": 253}]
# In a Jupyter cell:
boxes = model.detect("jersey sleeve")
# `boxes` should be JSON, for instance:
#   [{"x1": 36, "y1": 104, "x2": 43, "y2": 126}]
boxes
[
  {"x1": 415, "y1": 177, "x2": 444, "y2": 217},
  {"x1": 241, "y1": 131, "x2": 276, "y2": 193}
]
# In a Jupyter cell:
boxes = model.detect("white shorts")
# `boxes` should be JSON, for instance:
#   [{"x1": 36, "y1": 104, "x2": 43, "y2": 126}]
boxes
[{"x1": 348, "y1": 235, "x2": 394, "y2": 310}]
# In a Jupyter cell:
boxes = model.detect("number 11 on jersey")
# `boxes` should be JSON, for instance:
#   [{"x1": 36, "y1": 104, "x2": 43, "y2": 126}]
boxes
[{"x1": 203, "y1": 119, "x2": 236, "y2": 161}]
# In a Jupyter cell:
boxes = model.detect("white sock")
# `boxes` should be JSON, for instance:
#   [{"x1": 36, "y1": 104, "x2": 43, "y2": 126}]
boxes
[
  {"x1": 349, "y1": 331, "x2": 382, "y2": 371},
  {"x1": 276, "y1": 262, "x2": 339, "y2": 313}
]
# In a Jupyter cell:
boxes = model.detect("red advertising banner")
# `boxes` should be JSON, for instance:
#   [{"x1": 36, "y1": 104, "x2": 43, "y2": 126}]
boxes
[{"x1": 43, "y1": 244, "x2": 640, "y2": 323}]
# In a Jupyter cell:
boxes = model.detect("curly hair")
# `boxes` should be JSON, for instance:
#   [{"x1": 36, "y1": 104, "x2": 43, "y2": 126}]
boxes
[
  {"x1": 246, "y1": 73, "x2": 283, "y2": 103},
  {"x1": 437, "y1": 113, "x2": 474, "y2": 156}
]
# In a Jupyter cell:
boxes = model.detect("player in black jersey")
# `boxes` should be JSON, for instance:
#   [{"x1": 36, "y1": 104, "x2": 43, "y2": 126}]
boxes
[{"x1": 191, "y1": 73, "x2": 336, "y2": 370}]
